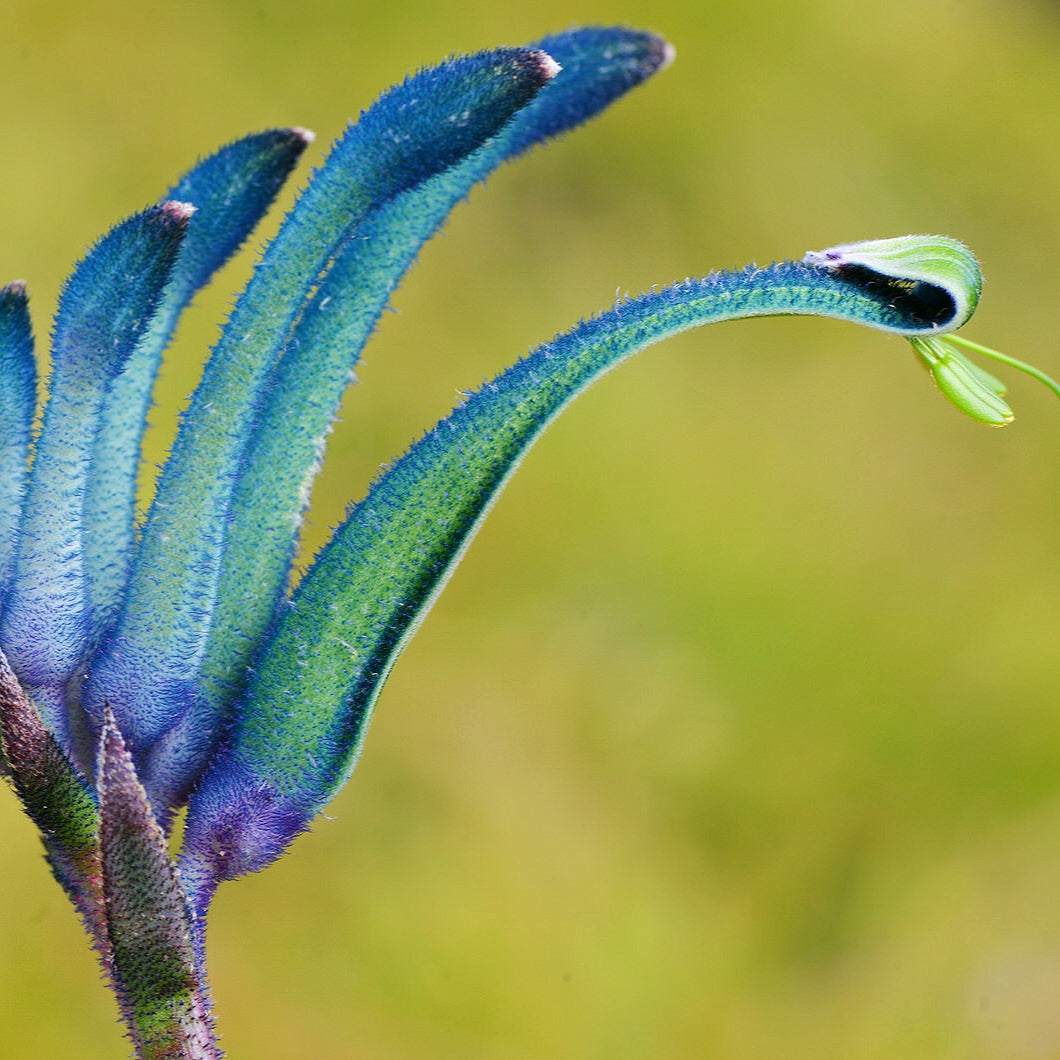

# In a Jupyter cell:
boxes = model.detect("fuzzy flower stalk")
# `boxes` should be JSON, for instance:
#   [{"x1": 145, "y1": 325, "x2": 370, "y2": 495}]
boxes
[{"x1": 0, "y1": 26, "x2": 1053, "y2": 1059}]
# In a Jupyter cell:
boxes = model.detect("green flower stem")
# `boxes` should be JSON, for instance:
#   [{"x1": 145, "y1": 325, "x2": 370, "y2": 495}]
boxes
[{"x1": 946, "y1": 333, "x2": 1060, "y2": 402}]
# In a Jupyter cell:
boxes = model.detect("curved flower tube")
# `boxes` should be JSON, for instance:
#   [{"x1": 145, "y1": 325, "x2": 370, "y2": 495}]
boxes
[
  {"x1": 179, "y1": 234, "x2": 1007, "y2": 914},
  {"x1": 2, "y1": 28, "x2": 1056, "y2": 1060}
]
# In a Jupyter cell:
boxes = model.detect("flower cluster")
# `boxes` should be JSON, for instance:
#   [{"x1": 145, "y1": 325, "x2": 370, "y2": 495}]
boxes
[{"x1": 0, "y1": 25, "x2": 1040, "y2": 1059}]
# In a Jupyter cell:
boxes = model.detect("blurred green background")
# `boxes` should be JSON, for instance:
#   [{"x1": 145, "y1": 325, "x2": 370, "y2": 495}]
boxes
[{"x1": 3, "y1": 0, "x2": 1060, "y2": 1057}]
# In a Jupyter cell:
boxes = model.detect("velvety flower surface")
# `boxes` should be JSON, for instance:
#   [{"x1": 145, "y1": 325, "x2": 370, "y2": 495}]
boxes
[{"x1": 1, "y1": 26, "x2": 1038, "y2": 1060}]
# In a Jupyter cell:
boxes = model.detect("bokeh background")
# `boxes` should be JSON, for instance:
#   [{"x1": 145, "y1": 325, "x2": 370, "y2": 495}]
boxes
[{"x1": 2, "y1": 0, "x2": 1060, "y2": 1057}]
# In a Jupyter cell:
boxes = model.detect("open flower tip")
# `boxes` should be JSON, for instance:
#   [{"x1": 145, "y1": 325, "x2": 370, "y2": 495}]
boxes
[
  {"x1": 159, "y1": 200, "x2": 197, "y2": 222},
  {"x1": 532, "y1": 49, "x2": 562, "y2": 80}
]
